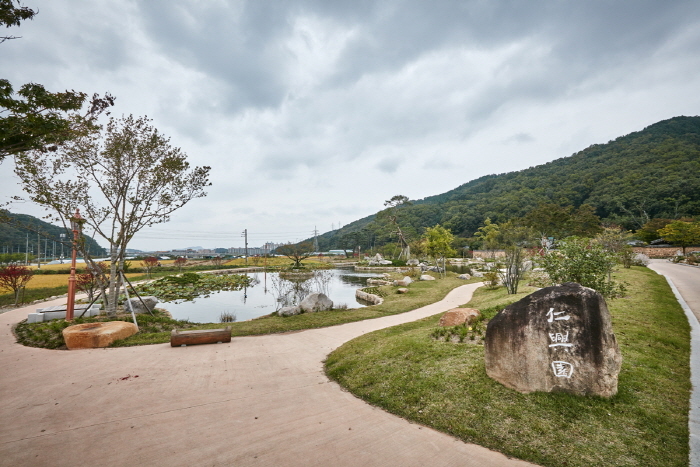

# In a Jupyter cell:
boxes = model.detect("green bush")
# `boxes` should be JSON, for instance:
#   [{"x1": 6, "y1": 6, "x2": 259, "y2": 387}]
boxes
[{"x1": 540, "y1": 236, "x2": 626, "y2": 298}]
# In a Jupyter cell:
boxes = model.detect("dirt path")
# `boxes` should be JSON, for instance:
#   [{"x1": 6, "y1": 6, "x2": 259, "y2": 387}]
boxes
[{"x1": 0, "y1": 283, "x2": 536, "y2": 467}]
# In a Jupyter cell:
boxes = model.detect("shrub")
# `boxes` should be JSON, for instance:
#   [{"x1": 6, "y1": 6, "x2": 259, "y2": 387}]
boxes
[
  {"x1": 540, "y1": 237, "x2": 625, "y2": 298},
  {"x1": 0, "y1": 263, "x2": 34, "y2": 305},
  {"x1": 482, "y1": 270, "x2": 500, "y2": 289},
  {"x1": 526, "y1": 269, "x2": 550, "y2": 288}
]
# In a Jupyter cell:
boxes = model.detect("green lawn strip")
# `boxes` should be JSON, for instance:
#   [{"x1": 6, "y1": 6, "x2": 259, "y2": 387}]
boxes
[
  {"x1": 324, "y1": 267, "x2": 690, "y2": 467},
  {"x1": 13, "y1": 273, "x2": 477, "y2": 348}
]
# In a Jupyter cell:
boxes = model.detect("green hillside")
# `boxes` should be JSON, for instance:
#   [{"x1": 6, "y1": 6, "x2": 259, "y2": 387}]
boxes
[
  {"x1": 0, "y1": 211, "x2": 106, "y2": 259},
  {"x1": 317, "y1": 116, "x2": 700, "y2": 250}
]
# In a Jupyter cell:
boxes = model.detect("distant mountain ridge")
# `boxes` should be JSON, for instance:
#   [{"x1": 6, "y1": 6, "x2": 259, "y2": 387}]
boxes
[
  {"x1": 315, "y1": 115, "x2": 700, "y2": 250},
  {"x1": 0, "y1": 211, "x2": 105, "y2": 257}
]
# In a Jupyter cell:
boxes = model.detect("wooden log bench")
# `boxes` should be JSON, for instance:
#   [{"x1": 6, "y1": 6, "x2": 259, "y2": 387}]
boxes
[{"x1": 170, "y1": 327, "x2": 232, "y2": 347}]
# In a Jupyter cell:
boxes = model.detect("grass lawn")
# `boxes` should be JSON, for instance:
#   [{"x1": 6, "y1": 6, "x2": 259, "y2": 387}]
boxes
[
  {"x1": 325, "y1": 267, "x2": 691, "y2": 467},
  {"x1": 13, "y1": 272, "x2": 477, "y2": 348}
]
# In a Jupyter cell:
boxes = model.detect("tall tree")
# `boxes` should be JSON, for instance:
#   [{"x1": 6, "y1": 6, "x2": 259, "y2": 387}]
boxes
[
  {"x1": 378, "y1": 195, "x2": 412, "y2": 260},
  {"x1": 423, "y1": 224, "x2": 456, "y2": 278},
  {"x1": 14, "y1": 115, "x2": 211, "y2": 314}
]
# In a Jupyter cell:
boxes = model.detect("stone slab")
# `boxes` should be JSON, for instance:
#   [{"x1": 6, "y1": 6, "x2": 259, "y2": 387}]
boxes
[{"x1": 62, "y1": 321, "x2": 138, "y2": 349}]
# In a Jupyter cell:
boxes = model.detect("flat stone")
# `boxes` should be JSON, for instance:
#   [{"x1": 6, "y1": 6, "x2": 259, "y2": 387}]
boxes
[
  {"x1": 397, "y1": 288, "x2": 409, "y2": 294},
  {"x1": 457, "y1": 274, "x2": 471, "y2": 280},
  {"x1": 420, "y1": 275, "x2": 436, "y2": 281},
  {"x1": 63, "y1": 321, "x2": 138, "y2": 349},
  {"x1": 439, "y1": 308, "x2": 480, "y2": 327},
  {"x1": 484, "y1": 282, "x2": 622, "y2": 397}
]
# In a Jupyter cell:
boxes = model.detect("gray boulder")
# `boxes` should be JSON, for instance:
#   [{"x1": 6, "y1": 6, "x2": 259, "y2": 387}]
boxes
[
  {"x1": 299, "y1": 293, "x2": 334, "y2": 313},
  {"x1": 457, "y1": 274, "x2": 471, "y2": 280},
  {"x1": 484, "y1": 282, "x2": 621, "y2": 397},
  {"x1": 419, "y1": 275, "x2": 436, "y2": 281},
  {"x1": 125, "y1": 296, "x2": 158, "y2": 314},
  {"x1": 278, "y1": 306, "x2": 301, "y2": 317},
  {"x1": 368, "y1": 253, "x2": 393, "y2": 266},
  {"x1": 407, "y1": 259, "x2": 420, "y2": 266}
]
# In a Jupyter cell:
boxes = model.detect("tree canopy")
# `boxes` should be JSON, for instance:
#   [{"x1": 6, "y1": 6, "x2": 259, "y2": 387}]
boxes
[
  {"x1": 276, "y1": 241, "x2": 314, "y2": 268},
  {"x1": 0, "y1": 1, "x2": 115, "y2": 162},
  {"x1": 14, "y1": 114, "x2": 211, "y2": 313},
  {"x1": 0, "y1": 0, "x2": 36, "y2": 43},
  {"x1": 657, "y1": 220, "x2": 700, "y2": 255}
]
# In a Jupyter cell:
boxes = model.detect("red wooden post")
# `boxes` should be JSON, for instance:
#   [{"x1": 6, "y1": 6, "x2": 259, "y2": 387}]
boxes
[{"x1": 66, "y1": 209, "x2": 82, "y2": 321}]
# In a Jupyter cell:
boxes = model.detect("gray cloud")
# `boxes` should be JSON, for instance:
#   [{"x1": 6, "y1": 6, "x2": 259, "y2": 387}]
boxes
[{"x1": 2, "y1": 0, "x2": 699, "y2": 250}]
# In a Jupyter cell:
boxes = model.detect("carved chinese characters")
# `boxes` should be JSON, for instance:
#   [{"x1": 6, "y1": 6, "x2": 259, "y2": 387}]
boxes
[{"x1": 484, "y1": 283, "x2": 622, "y2": 397}]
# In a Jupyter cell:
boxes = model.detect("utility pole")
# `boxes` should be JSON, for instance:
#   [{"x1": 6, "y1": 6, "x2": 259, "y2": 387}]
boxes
[
  {"x1": 37, "y1": 232, "x2": 40, "y2": 269},
  {"x1": 60, "y1": 234, "x2": 65, "y2": 263},
  {"x1": 313, "y1": 226, "x2": 319, "y2": 253},
  {"x1": 25, "y1": 233, "x2": 28, "y2": 265},
  {"x1": 241, "y1": 229, "x2": 248, "y2": 265}
]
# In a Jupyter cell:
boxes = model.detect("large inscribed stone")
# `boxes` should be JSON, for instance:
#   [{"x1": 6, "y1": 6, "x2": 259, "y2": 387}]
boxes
[{"x1": 484, "y1": 282, "x2": 621, "y2": 397}]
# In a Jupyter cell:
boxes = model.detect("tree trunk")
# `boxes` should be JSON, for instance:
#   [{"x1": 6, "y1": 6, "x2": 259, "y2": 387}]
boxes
[{"x1": 107, "y1": 245, "x2": 119, "y2": 315}]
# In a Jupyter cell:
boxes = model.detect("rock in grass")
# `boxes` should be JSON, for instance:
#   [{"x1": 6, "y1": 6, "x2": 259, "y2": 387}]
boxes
[
  {"x1": 125, "y1": 296, "x2": 158, "y2": 314},
  {"x1": 63, "y1": 321, "x2": 138, "y2": 349},
  {"x1": 420, "y1": 275, "x2": 436, "y2": 281},
  {"x1": 457, "y1": 274, "x2": 471, "y2": 280},
  {"x1": 439, "y1": 308, "x2": 480, "y2": 327},
  {"x1": 394, "y1": 276, "x2": 413, "y2": 287},
  {"x1": 397, "y1": 288, "x2": 409, "y2": 294},
  {"x1": 484, "y1": 282, "x2": 622, "y2": 397},
  {"x1": 299, "y1": 293, "x2": 333, "y2": 313},
  {"x1": 278, "y1": 306, "x2": 301, "y2": 317}
]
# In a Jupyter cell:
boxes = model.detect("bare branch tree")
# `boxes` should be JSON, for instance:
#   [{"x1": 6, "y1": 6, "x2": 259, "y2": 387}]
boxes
[{"x1": 14, "y1": 114, "x2": 211, "y2": 314}]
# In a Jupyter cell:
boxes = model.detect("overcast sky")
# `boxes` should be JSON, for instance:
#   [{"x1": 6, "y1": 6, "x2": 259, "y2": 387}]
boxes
[{"x1": 2, "y1": 0, "x2": 699, "y2": 251}]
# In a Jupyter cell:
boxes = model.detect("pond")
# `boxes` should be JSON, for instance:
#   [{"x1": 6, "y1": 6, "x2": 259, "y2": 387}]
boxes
[{"x1": 159, "y1": 268, "x2": 383, "y2": 323}]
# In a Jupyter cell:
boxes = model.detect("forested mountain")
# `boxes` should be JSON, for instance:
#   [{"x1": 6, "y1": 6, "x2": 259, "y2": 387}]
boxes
[
  {"x1": 316, "y1": 116, "x2": 700, "y2": 251},
  {"x1": 0, "y1": 211, "x2": 106, "y2": 258}
]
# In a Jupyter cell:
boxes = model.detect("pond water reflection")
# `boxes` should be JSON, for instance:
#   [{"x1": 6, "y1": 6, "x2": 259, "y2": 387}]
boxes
[{"x1": 160, "y1": 268, "x2": 383, "y2": 323}]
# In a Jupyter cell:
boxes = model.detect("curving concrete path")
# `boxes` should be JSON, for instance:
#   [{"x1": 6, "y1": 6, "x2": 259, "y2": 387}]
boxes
[
  {"x1": 648, "y1": 259, "x2": 700, "y2": 467},
  {"x1": 0, "y1": 284, "x2": 536, "y2": 467}
]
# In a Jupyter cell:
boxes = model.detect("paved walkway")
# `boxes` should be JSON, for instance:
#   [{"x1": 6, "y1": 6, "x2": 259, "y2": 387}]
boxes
[
  {"x1": 0, "y1": 284, "x2": 536, "y2": 467},
  {"x1": 648, "y1": 259, "x2": 700, "y2": 467}
]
